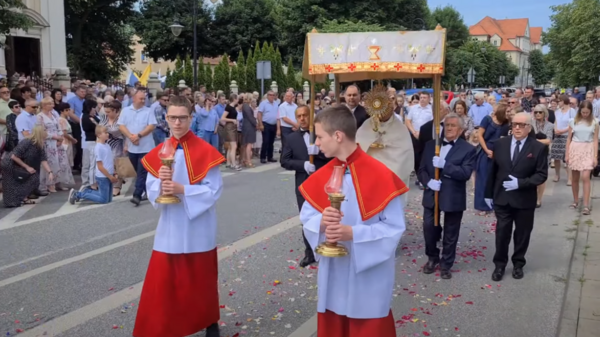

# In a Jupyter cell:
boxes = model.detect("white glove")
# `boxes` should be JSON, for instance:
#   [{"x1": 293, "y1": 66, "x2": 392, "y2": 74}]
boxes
[
  {"x1": 432, "y1": 156, "x2": 445, "y2": 169},
  {"x1": 427, "y1": 179, "x2": 442, "y2": 191},
  {"x1": 485, "y1": 198, "x2": 494, "y2": 209},
  {"x1": 307, "y1": 144, "x2": 320, "y2": 155},
  {"x1": 304, "y1": 161, "x2": 316, "y2": 174},
  {"x1": 502, "y1": 175, "x2": 519, "y2": 191}
]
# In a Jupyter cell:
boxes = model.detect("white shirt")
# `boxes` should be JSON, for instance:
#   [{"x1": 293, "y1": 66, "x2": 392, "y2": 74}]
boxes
[
  {"x1": 300, "y1": 173, "x2": 406, "y2": 319},
  {"x1": 146, "y1": 152, "x2": 223, "y2": 254},
  {"x1": 570, "y1": 119, "x2": 598, "y2": 143},
  {"x1": 510, "y1": 136, "x2": 528, "y2": 159},
  {"x1": 278, "y1": 102, "x2": 298, "y2": 128},
  {"x1": 439, "y1": 138, "x2": 453, "y2": 161},
  {"x1": 94, "y1": 143, "x2": 114, "y2": 177},
  {"x1": 117, "y1": 105, "x2": 157, "y2": 153},
  {"x1": 406, "y1": 104, "x2": 433, "y2": 131},
  {"x1": 555, "y1": 108, "x2": 576, "y2": 131}
]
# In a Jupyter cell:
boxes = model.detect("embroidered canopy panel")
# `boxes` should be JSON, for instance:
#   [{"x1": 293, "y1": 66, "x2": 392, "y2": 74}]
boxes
[{"x1": 302, "y1": 28, "x2": 446, "y2": 82}]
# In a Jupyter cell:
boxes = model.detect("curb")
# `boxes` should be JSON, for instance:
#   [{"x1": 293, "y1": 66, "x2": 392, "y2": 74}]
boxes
[{"x1": 556, "y1": 179, "x2": 598, "y2": 337}]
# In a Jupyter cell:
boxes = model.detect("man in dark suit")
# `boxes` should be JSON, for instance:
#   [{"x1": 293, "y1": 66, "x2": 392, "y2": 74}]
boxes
[
  {"x1": 281, "y1": 105, "x2": 331, "y2": 267},
  {"x1": 485, "y1": 112, "x2": 548, "y2": 282},
  {"x1": 418, "y1": 113, "x2": 477, "y2": 279},
  {"x1": 344, "y1": 85, "x2": 368, "y2": 128}
]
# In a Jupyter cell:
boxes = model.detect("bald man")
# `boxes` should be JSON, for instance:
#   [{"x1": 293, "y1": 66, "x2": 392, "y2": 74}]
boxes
[{"x1": 344, "y1": 85, "x2": 368, "y2": 128}]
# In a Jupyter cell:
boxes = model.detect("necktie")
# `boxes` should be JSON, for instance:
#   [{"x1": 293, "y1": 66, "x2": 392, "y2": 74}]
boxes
[
  {"x1": 300, "y1": 129, "x2": 308, "y2": 135},
  {"x1": 442, "y1": 140, "x2": 455, "y2": 146},
  {"x1": 512, "y1": 140, "x2": 521, "y2": 165}
]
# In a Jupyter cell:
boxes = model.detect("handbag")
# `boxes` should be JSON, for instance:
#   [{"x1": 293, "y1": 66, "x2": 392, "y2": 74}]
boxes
[
  {"x1": 115, "y1": 156, "x2": 137, "y2": 178},
  {"x1": 12, "y1": 166, "x2": 32, "y2": 182}
]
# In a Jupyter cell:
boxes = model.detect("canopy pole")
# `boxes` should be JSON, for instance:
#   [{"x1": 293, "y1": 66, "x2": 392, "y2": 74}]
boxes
[
  {"x1": 309, "y1": 76, "x2": 316, "y2": 164},
  {"x1": 334, "y1": 75, "x2": 341, "y2": 104},
  {"x1": 433, "y1": 74, "x2": 442, "y2": 226}
]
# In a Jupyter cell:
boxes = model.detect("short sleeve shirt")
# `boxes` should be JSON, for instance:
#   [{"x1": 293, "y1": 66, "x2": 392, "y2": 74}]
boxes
[
  {"x1": 117, "y1": 105, "x2": 157, "y2": 153},
  {"x1": 94, "y1": 143, "x2": 115, "y2": 177}
]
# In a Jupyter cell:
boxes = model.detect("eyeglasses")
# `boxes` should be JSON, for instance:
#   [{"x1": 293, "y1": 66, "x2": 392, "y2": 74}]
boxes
[
  {"x1": 166, "y1": 115, "x2": 190, "y2": 122},
  {"x1": 12, "y1": 105, "x2": 20, "y2": 109},
  {"x1": 28, "y1": 106, "x2": 39, "y2": 109},
  {"x1": 534, "y1": 111, "x2": 544, "y2": 114},
  {"x1": 509, "y1": 101, "x2": 517, "y2": 104},
  {"x1": 512, "y1": 122, "x2": 530, "y2": 129}
]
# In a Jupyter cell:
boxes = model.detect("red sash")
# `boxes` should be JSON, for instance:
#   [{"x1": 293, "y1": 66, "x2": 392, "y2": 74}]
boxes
[
  {"x1": 141, "y1": 131, "x2": 225, "y2": 184},
  {"x1": 299, "y1": 146, "x2": 408, "y2": 221}
]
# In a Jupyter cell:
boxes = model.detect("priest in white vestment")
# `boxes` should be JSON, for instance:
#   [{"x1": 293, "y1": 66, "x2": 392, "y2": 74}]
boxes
[
  {"x1": 299, "y1": 106, "x2": 408, "y2": 336},
  {"x1": 356, "y1": 93, "x2": 414, "y2": 203},
  {"x1": 134, "y1": 96, "x2": 224, "y2": 337}
]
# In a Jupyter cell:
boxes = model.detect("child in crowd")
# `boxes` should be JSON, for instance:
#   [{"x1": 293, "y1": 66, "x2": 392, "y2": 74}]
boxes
[
  {"x1": 68, "y1": 125, "x2": 117, "y2": 204},
  {"x1": 56, "y1": 103, "x2": 77, "y2": 168}
]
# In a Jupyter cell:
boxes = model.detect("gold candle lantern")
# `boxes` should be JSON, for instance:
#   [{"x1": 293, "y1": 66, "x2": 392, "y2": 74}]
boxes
[
  {"x1": 155, "y1": 139, "x2": 181, "y2": 204},
  {"x1": 315, "y1": 165, "x2": 349, "y2": 257}
]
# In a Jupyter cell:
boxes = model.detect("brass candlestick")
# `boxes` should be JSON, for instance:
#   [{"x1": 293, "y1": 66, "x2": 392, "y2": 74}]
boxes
[
  {"x1": 314, "y1": 166, "x2": 349, "y2": 257},
  {"x1": 155, "y1": 139, "x2": 181, "y2": 204}
]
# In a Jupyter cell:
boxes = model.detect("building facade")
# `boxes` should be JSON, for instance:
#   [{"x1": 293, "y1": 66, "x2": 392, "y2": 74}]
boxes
[
  {"x1": 0, "y1": 0, "x2": 69, "y2": 78},
  {"x1": 469, "y1": 17, "x2": 542, "y2": 87}
]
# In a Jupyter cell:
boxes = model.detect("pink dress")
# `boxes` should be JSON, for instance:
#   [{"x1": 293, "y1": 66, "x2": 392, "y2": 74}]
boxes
[{"x1": 36, "y1": 111, "x2": 74, "y2": 188}]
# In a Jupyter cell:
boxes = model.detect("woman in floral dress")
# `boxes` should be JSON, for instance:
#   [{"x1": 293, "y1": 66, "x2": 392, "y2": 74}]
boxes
[{"x1": 37, "y1": 97, "x2": 74, "y2": 193}]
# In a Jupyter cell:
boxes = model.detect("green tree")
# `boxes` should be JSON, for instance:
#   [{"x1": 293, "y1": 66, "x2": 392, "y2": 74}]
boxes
[
  {"x1": 318, "y1": 19, "x2": 385, "y2": 33},
  {"x1": 529, "y1": 49, "x2": 551, "y2": 86},
  {"x1": 274, "y1": 48, "x2": 286, "y2": 91},
  {"x1": 65, "y1": 0, "x2": 138, "y2": 79},
  {"x1": 0, "y1": 0, "x2": 33, "y2": 43},
  {"x1": 544, "y1": 0, "x2": 600, "y2": 87},
  {"x1": 285, "y1": 58, "x2": 298, "y2": 90},
  {"x1": 213, "y1": 54, "x2": 231, "y2": 94},
  {"x1": 197, "y1": 59, "x2": 206, "y2": 88},
  {"x1": 245, "y1": 49, "x2": 257, "y2": 92},
  {"x1": 428, "y1": 6, "x2": 469, "y2": 49},
  {"x1": 211, "y1": 0, "x2": 277, "y2": 57},
  {"x1": 133, "y1": 0, "x2": 215, "y2": 62},
  {"x1": 253, "y1": 41, "x2": 262, "y2": 62},
  {"x1": 204, "y1": 63, "x2": 214, "y2": 92},
  {"x1": 230, "y1": 62, "x2": 240, "y2": 90},
  {"x1": 236, "y1": 50, "x2": 247, "y2": 92},
  {"x1": 165, "y1": 66, "x2": 178, "y2": 88},
  {"x1": 276, "y1": 0, "x2": 430, "y2": 63}
]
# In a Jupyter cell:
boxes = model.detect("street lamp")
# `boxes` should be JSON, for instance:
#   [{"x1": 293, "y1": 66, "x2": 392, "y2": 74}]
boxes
[{"x1": 169, "y1": 0, "x2": 198, "y2": 89}]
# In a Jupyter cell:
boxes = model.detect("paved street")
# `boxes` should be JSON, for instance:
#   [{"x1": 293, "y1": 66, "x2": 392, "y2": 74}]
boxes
[{"x1": 0, "y1": 160, "x2": 588, "y2": 337}]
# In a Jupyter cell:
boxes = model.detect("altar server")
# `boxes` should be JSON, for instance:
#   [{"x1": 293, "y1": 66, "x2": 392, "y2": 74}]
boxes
[
  {"x1": 134, "y1": 96, "x2": 224, "y2": 337},
  {"x1": 299, "y1": 105, "x2": 408, "y2": 336}
]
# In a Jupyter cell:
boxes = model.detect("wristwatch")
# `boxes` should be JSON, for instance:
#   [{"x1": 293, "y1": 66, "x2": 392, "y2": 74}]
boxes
[{"x1": 137, "y1": 133, "x2": 142, "y2": 139}]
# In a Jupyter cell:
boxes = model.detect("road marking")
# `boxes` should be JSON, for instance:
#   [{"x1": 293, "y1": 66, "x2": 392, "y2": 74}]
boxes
[
  {"x1": 17, "y1": 216, "x2": 301, "y2": 337},
  {"x1": 53, "y1": 181, "x2": 132, "y2": 216},
  {"x1": 288, "y1": 313, "x2": 317, "y2": 337},
  {"x1": 0, "y1": 220, "x2": 155, "y2": 272},
  {"x1": 243, "y1": 162, "x2": 281, "y2": 173},
  {"x1": 221, "y1": 172, "x2": 235, "y2": 177},
  {"x1": 0, "y1": 231, "x2": 156, "y2": 289},
  {"x1": 278, "y1": 171, "x2": 295, "y2": 175},
  {"x1": 0, "y1": 196, "x2": 47, "y2": 225}
]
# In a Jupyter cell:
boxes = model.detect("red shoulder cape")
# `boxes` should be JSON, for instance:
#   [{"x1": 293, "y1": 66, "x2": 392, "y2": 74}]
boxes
[
  {"x1": 141, "y1": 131, "x2": 225, "y2": 184},
  {"x1": 299, "y1": 145, "x2": 409, "y2": 221}
]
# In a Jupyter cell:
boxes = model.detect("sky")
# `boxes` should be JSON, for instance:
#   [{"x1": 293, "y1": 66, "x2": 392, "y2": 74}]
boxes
[{"x1": 427, "y1": 0, "x2": 569, "y2": 31}]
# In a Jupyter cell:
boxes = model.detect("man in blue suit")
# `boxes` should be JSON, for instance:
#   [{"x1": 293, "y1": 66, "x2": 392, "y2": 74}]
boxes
[{"x1": 418, "y1": 113, "x2": 477, "y2": 279}]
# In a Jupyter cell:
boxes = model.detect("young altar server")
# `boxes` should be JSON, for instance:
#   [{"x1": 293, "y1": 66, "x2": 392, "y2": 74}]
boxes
[
  {"x1": 299, "y1": 105, "x2": 408, "y2": 336},
  {"x1": 134, "y1": 96, "x2": 225, "y2": 337}
]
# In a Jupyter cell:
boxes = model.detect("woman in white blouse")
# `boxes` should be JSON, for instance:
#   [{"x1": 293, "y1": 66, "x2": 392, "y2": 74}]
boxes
[
  {"x1": 552, "y1": 95, "x2": 576, "y2": 185},
  {"x1": 566, "y1": 101, "x2": 599, "y2": 215}
]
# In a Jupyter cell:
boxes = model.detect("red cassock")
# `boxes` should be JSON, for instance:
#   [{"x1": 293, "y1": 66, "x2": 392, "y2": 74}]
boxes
[
  {"x1": 133, "y1": 131, "x2": 225, "y2": 337},
  {"x1": 299, "y1": 146, "x2": 408, "y2": 337}
]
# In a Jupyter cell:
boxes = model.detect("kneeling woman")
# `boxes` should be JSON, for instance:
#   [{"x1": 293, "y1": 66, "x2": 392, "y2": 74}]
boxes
[{"x1": 1, "y1": 125, "x2": 55, "y2": 207}]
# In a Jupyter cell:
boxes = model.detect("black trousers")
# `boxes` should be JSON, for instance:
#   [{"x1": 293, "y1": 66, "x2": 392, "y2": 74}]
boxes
[
  {"x1": 260, "y1": 123, "x2": 277, "y2": 160},
  {"x1": 280, "y1": 126, "x2": 294, "y2": 159},
  {"x1": 69, "y1": 120, "x2": 82, "y2": 170},
  {"x1": 410, "y1": 133, "x2": 422, "y2": 173},
  {"x1": 296, "y1": 192, "x2": 314, "y2": 257},
  {"x1": 493, "y1": 205, "x2": 535, "y2": 269},
  {"x1": 423, "y1": 207, "x2": 463, "y2": 270}
]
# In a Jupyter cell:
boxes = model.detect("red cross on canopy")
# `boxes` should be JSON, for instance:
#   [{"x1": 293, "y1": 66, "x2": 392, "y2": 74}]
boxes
[
  {"x1": 417, "y1": 64, "x2": 426, "y2": 72},
  {"x1": 371, "y1": 63, "x2": 379, "y2": 71},
  {"x1": 394, "y1": 63, "x2": 403, "y2": 71},
  {"x1": 325, "y1": 65, "x2": 334, "y2": 73},
  {"x1": 348, "y1": 64, "x2": 356, "y2": 72}
]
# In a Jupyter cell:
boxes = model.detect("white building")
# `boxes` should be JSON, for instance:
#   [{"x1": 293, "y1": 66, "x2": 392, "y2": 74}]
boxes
[
  {"x1": 469, "y1": 17, "x2": 542, "y2": 87},
  {"x1": 0, "y1": 0, "x2": 69, "y2": 78}
]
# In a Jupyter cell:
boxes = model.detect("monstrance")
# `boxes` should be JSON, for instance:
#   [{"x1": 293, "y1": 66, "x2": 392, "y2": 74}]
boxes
[{"x1": 363, "y1": 84, "x2": 394, "y2": 149}]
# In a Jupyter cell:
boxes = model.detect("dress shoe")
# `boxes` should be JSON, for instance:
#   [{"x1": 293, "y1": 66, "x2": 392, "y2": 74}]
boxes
[
  {"x1": 440, "y1": 269, "x2": 452, "y2": 279},
  {"x1": 422, "y1": 260, "x2": 439, "y2": 274},
  {"x1": 268, "y1": 158, "x2": 277, "y2": 163},
  {"x1": 28, "y1": 194, "x2": 39, "y2": 200},
  {"x1": 260, "y1": 159, "x2": 267, "y2": 164},
  {"x1": 36, "y1": 190, "x2": 49, "y2": 197},
  {"x1": 130, "y1": 196, "x2": 141, "y2": 206},
  {"x1": 206, "y1": 322, "x2": 220, "y2": 337},
  {"x1": 491, "y1": 267, "x2": 505, "y2": 282},
  {"x1": 512, "y1": 267, "x2": 524, "y2": 279},
  {"x1": 299, "y1": 254, "x2": 316, "y2": 268}
]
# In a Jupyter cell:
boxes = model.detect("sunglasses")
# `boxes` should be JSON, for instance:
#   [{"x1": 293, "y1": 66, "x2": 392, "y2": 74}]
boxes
[
  {"x1": 509, "y1": 102, "x2": 517, "y2": 104},
  {"x1": 28, "y1": 106, "x2": 39, "y2": 109},
  {"x1": 12, "y1": 105, "x2": 20, "y2": 109},
  {"x1": 534, "y1": 111, "x2": 544, "y2": 114},
  {"x1": 512, "y1": 122, "x2": 530, "y2": 129}
]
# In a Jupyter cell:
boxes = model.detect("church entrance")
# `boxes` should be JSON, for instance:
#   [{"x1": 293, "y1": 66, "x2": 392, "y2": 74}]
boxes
[{"x1": 3, "y1": 36, "x2": 42, "y2": 77}]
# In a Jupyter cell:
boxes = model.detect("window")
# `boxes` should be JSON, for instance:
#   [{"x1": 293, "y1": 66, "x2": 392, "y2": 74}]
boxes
[
  {"x1": 493, "y1": 40, "x2": 498, "y2": 46},
  {"x1": 141, "y1": 51, "x2": 148, "y2": 63}
]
